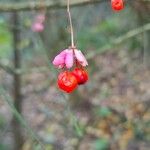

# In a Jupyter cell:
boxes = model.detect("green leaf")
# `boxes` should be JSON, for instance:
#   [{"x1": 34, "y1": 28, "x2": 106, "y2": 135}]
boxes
[
  {"x1": 96, "y1": 107, "x2": 112, "y2": 117},
  {"x1": 33, "y1": 144, "x2": 42, "y2": 150},
  {"x1": 93, "y1": 138, "x2": 109, "y2": 150},
  {"x1": 74, "y1": 120, "x2": 84, "y2": 137}
]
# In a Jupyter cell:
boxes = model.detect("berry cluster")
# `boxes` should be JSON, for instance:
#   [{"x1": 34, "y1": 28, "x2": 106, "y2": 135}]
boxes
[
  {"x1": 111, "y1": 0, "x2": 124, "y2": 11},
  {"x1": 53, "y1": 47, "x2": 88, "y2": 93},
  {"x1": 52, "y1": 0, "x2": 125, "y2": 93}
]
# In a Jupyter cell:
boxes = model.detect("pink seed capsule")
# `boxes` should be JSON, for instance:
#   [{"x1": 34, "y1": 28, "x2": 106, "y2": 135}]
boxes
[
  {"x1": 31, "y1": 22, "x2": 44, "y2": 32},
  {"x1": 35, "y1": 14, "x2": 46, "y2": 23}
]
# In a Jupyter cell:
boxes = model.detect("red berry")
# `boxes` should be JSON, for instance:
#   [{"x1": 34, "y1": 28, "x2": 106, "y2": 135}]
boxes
[
  {"x1": 111, "y1": 0, "x2": 124, "y2": 11},
  {"x1": 57, "y1": 71, "x2": 78, "y2": 93},
  {"x1": 72, "y1": 68, "x2": 88, "y2": 85}
]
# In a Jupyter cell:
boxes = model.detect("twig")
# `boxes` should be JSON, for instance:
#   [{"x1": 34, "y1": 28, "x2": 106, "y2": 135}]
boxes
[
  {"x1": 0, "y1": 86, "x2": 46, "y2": 150},
  {"x1": 0, "y1": 61, "x2": 14, "y2": 74},
  {"x1": 87, "y1": 23, "x2": 150, "y2": 59},
  {"x1": 1, "y1": 24, "x2": 149, "y2": 75}
]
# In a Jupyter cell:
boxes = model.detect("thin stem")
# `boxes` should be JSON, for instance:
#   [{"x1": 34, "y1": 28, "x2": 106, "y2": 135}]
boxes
[{"x1": 67, "y1": 0, "x2": 75, "y2": 47}]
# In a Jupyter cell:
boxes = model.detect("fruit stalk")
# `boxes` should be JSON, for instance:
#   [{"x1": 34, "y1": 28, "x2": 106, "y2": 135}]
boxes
[{"x1": 67, "y1": 0, "x2": 75, "y2": 47}]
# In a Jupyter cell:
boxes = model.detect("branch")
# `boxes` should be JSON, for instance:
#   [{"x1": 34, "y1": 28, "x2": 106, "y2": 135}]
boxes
[
  {"x1": 87, "y1": 23, "x2": 150, "y2": 59},
  {"x1": 0, "y1": 0, "x2": 105, "y2": 12},
  {"x1": 0, "y1": 0, "x2": 149, "y2": 12}
]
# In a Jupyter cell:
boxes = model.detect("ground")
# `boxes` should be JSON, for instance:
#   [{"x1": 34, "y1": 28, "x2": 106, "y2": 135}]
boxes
[{"x1": 0, "y1": 49, "x2": 150, "y2": 150}]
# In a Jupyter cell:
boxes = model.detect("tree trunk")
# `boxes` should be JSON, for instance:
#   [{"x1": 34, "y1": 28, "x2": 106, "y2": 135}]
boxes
[{"x1": 11, "y1": 12, "x2": 24, "y2": 150}]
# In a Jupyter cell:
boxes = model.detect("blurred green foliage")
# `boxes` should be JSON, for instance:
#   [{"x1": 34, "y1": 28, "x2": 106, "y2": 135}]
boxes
[
  {"x1": 0, "y1": 143, "x2": 9, "y2": 150},
  {"x1": 93, "y1": 138, "x2": 109, "y2": 150},
  {"x1": 0, "y1": 114, "x2": 6, "y2": 129},
  {"x1": 74, "y1": 120, "x2": 85, "y2": 137},
  {"x1": 95, "y1": 107, "x2": 112, "y2": 118},
  {"x1": 0, "y1": 17, "x2": 12, "y2": 58}
]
